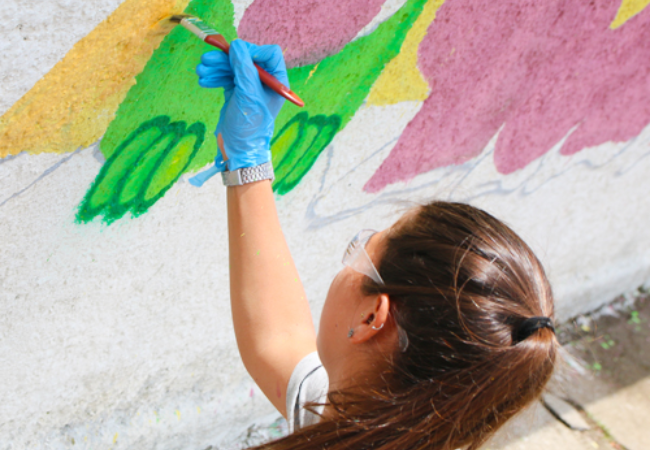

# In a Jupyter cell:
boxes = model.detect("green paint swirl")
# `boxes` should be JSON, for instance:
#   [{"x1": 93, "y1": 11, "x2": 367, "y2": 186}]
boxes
[{"x1": 77, "y1": 116, "x2": 204, "y2": 223}]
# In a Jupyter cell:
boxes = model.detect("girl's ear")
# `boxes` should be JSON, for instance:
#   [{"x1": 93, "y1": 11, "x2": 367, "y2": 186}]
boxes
[{"x1": 349, "y1": 294, "x2": 391, "y2": 345}]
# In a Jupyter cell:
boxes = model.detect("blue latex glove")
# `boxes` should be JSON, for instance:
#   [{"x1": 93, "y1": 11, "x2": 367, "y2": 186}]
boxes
[{"x1": 189, "y1": 39, "x2": 288, "y2": 187}]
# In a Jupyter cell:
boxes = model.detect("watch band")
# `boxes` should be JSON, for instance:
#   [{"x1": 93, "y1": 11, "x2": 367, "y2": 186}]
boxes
[{"x1": 221, "y1": 162, "x2": 275, "y2": 186}]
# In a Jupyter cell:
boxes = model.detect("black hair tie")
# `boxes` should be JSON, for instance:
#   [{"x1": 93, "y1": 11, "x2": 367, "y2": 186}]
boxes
[{"x1": 513, "y1": 316, "x2": 555, "y2": 343}]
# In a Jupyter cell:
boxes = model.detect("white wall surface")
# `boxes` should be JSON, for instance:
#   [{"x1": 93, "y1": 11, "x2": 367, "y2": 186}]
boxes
[{"x1": 1, "y1": 0, "x2": 649, "y2": 449}]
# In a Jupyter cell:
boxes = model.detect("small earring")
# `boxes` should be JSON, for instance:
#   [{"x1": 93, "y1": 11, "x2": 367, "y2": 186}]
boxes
[
  {"x1": 371, "y1": 322, "x2": 384, "y2": 331},
  {"x1": 348, "y1": 328, "x2": 354, "y2": 338}
]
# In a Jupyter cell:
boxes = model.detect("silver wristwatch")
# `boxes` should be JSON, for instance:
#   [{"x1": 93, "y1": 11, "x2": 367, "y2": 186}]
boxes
[{"x1": 221, "y1": 162, "x2": 275, "y2": 186}]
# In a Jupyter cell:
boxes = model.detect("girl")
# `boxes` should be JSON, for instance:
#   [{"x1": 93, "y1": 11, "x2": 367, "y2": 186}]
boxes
[{"x1": 195, "y1": 40, "x2": 557, "y2": 450}]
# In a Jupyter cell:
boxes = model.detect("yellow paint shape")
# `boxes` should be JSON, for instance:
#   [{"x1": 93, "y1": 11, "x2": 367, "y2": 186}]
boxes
[
  {"x1": 367, "y1": 0, "x2": 446, "y2": 106},
  {"x1": 0, "y1": 0, "x2": 191, "y2": 158},
  {"x1": 611, "y1": 0, "x2": 650, "y2": 28}
]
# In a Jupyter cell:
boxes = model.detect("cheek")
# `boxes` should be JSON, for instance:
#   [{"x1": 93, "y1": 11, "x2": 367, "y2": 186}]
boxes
[
  {"x1": 317, "y1": 272, "x2": 348, "y2": 358},
  {"x1": 320, "y1": 270, "x2": 354, "y2": 325},
  {"x1": 319, "y1": 275, "x2": 342, "y2": 337},
  {"x1": 317, "y1": 269, "x2": 361, "y2": 362}
]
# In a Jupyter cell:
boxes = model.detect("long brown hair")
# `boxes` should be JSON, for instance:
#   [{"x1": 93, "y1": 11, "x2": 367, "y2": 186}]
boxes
[{"x1": 254, "y1": 201, "x2": 557, "y2": 450}]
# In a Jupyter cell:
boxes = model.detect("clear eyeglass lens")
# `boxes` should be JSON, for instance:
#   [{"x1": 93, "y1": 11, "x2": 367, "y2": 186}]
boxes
[
  {"x1": 343, "y1": 230, "x2": 370, "y2": 263},
  {"x1": 342, "y1": 229, "x2": 384, "y2": 285}
]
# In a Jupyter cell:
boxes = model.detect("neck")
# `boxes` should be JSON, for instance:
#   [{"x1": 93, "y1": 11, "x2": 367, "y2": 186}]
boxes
[{"x1": 320, "y1": 351, "x2": 391, "y2": 421}]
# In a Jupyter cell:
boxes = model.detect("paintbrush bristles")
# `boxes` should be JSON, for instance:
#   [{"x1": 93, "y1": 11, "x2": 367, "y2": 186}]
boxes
[{"x1": 169, "y1": 14, "x2": 191, "y2": 23}]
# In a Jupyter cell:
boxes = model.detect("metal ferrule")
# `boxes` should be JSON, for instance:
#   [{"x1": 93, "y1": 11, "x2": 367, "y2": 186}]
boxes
[{"x1": 180, "y1": 17, "x2": 219, "y2": 41}]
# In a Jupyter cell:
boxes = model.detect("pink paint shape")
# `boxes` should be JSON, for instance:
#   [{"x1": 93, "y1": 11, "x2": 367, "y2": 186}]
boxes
[
  {"x1": 238, "y1": 0, "x2": 387, "y2": 67},
  {"x1": 250, "y1": 388, "x2": 254, "y2": 398},
  {"x1": 365, "y1": 0, "x2": 650, "y2": 192}
]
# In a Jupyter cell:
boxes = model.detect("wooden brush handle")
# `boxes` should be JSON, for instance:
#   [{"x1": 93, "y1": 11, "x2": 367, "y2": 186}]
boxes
[
  {"x1": 204, "y1": 35, "x2": 304, "y2": 107},
  {"x1": 205, "y1": 34, "x2": 230, "y2": 52}
]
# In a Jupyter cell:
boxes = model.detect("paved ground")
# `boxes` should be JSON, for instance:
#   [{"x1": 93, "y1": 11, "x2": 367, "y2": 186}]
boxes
[{"x1": 485, "y1": 289, "x2": 650, "y2": 450}]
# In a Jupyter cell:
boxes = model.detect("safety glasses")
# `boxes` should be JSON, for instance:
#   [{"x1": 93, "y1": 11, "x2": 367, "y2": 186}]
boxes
[{"x1": 342, "y1": 229, "x2": 385, "y2": 285}]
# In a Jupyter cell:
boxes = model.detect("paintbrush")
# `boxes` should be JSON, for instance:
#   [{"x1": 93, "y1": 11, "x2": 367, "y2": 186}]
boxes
[{"x1": 169, "y1": 14, "x2": 304, "y2": 107}]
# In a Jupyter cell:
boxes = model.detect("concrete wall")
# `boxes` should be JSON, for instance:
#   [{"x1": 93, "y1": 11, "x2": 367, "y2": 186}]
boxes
[{"x1": 1, "y1": 0, "x2": 649, "y2": 448}]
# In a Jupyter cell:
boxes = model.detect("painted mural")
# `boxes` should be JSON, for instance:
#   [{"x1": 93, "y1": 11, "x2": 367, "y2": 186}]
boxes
[
  {"x1": 1, "y1": 0, "x2": 649, "y2": 223},
  {"x1": 80, "y1": 0, "x2": 435, "y2": 222},
  {"x1": 2, "y1": 2, "x2": 650, "y2": 448}
]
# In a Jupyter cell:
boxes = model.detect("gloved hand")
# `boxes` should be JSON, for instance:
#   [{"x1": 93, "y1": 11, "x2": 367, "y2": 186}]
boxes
[{"x1": 189, "y1": 39, "x2": 288, "y2": 187}]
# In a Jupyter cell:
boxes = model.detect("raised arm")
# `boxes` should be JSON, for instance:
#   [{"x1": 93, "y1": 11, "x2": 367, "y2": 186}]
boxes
[
  {"x1": 227, "y1": 181, "x2": 316, "y2": 417},
  {"x1": 196, "y1": 40, "x2": 316, "y2": 416}
]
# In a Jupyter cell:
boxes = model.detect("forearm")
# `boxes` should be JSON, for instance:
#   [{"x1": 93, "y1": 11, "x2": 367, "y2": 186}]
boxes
[{"x1": 227, "y1": 180, "x2": 317, "y2": 415}]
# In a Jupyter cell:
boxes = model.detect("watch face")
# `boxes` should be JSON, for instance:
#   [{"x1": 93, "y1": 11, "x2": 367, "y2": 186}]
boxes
[{"x1": 222, "y1": 169, "x2": 243, "y2": 186}]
